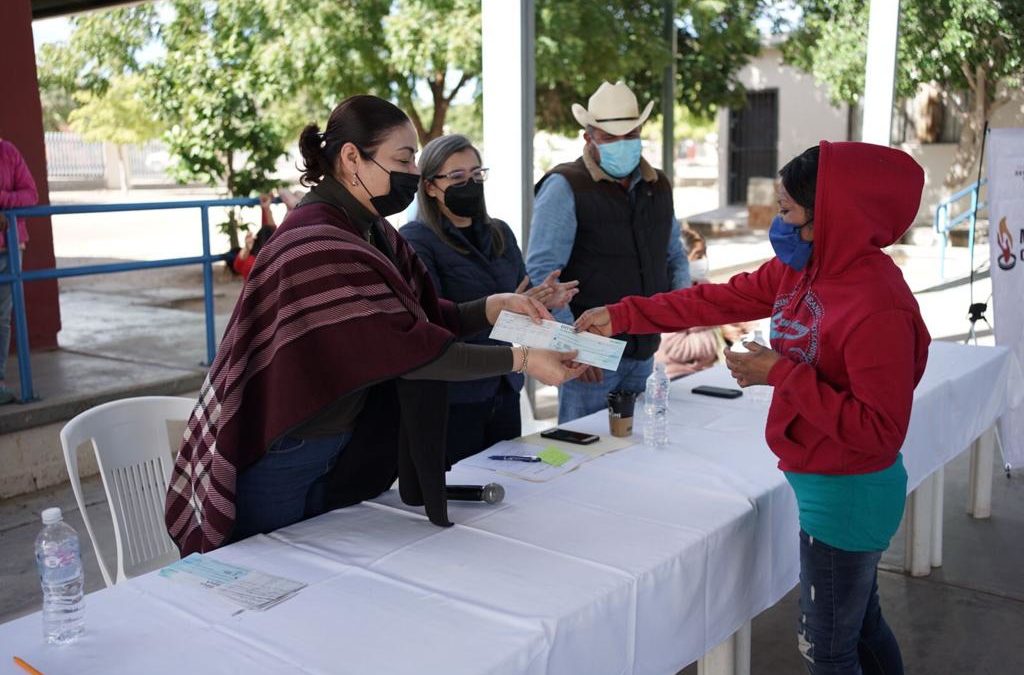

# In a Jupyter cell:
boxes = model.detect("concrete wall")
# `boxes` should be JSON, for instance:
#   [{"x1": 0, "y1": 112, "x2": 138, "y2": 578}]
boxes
[
  {"x1": 717, "y1": 46, "x2": 849, "y2": 207},
  {"x1": 717, "y1": 47, "x2": 1024, "y2": 224},
  {"x1": 0, "y1": 390, "x2": 198, "y2": 500}
]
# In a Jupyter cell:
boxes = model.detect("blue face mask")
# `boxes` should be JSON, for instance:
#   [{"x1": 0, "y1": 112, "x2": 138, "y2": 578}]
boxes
[
  {"x1": 769, "y1": 215, "x2": 814, "y2": 271},
  {"x1": 597, "y1": 138, "x2": 642, "y2": 178}
]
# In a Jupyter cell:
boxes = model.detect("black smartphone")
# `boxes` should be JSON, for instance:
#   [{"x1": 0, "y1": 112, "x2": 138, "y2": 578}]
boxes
[
  {"x1": 691, "y1": 385, "x2": 743, "y2": 399},
  {"x1": 540, "y1": 428, "x2": 600, "y2": 445}
]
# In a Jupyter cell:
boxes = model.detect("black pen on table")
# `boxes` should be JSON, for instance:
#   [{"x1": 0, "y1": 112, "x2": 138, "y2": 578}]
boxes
[{"x1": 488, "y1": 454, "x2": 542, "y2": 463}]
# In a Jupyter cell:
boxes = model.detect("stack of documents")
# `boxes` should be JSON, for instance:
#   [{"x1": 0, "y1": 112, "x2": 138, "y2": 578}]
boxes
[{"x1": 160, "y1": 553, "x2": 306, "y2": 612}]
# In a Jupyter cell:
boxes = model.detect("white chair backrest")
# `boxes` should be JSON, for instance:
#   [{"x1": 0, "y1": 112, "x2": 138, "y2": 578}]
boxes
[{"x1": 60, "y1": 396, "x2": 195, "y2": 586}]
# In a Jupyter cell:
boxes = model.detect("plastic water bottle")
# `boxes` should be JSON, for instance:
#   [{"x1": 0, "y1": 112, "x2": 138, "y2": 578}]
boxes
[
  {"x1": 732, "y1": 330, "x2": 772, "y2": 403},
  {"x1": 35, "y1": 507, "x2": 85, "y2": 644},
  {"x1": 643, "y1": 362, "x2": 671, "y2": 447}
]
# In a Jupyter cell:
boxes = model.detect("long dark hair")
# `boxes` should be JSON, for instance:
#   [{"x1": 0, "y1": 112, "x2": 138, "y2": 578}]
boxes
[
  {"x1": 415, "y1": 134, "x2": 504, "y2": 256},
  {"x1": 297, "y1": 95, "x2": 410, "y2": 187},
  {"x1": 778, "y1": 145, "x2": 820, "y2": 216}
]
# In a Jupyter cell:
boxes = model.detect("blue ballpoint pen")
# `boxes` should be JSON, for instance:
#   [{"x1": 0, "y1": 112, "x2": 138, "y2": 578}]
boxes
[{"x1": 489, "y1": 454, "x2": 542, "y2": 463}]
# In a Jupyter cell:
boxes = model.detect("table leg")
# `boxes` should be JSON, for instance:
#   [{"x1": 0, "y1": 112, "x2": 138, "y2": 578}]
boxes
[
  {"x1": 698, "y1": 621, "x2": 751, "y2": 675},
  {"x1": 736, "y1": 620, "x2": 751, "y2": 675},
  {"x1": 967, "y1": 426, "x2": 995, "y2": 519},
  {"x1": 904, "y1": 474, "x2": 934, "y2": 577},
  {"x1": 931, "y1": 466, "x2": 944, "y2": 568}
]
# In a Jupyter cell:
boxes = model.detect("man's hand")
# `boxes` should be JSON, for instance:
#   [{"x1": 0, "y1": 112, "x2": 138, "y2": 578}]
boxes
[
  {"x1": 486, "y1": 292, "x2": 553, "y2": 325},
  {"x1": 723, "y1": 341, "x2": 781, "y2": 387},
  {"x1": 573, "y1": 306, "x2": 614, "y2": 337},
  {"x1": 578, "y1": 366, "x2": 604, "y2": 384},
  {"x1": 518, "y1": 271, "x2": 580, "y2": 310}
]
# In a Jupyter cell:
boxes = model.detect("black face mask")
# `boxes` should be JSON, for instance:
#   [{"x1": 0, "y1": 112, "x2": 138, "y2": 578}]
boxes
[
  {"x1": 443, "y1": 179, "x2": 486, "y2": 219},
  {"x1": 359, "y1": 154, "x2": 419, "y2": 217}
]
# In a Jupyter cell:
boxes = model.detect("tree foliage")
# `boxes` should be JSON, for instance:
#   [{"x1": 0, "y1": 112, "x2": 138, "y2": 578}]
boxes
[
  {"x1": 535, "y1": 0, "x2": 762, "y2": 134},
  {"x1": 68, "y1": 74, "x2": 160, "y2": 147},
  {"x1": 782, "y1": 0, "x2": 1024, "y2": 186},
  {"x1": 149, "y1": 0, "x2": 288, "y2": 245},
  {"x1": 39, "y1": 0, "x2": 766, "y2": 196}
]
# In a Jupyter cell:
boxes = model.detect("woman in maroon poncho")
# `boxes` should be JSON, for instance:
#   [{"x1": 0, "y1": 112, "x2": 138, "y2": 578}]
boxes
[{"x1": 165, "y1": 96, "x2": 585, "y2": 554}]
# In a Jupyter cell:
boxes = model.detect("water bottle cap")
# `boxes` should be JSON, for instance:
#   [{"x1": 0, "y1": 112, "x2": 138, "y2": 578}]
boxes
[{"x1": 41, "y1": 507, "x2": 63, "y2": 525}]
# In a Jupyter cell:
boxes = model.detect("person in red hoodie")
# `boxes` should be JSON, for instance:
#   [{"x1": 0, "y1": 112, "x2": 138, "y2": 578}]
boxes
[{"x1": 577, "y1": 141, "x2": 930, "y2": 674}]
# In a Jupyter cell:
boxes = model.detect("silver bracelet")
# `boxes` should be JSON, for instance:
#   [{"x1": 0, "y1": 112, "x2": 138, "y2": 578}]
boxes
[{"x1": 515, "y1": 345, "x2": 530, "y2": 374}]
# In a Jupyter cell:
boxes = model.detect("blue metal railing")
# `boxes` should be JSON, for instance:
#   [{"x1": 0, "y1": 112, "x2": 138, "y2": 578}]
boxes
[
  {"x1": 933, "y1": 178, "x2": 987, "y2": 278},
  {"x1": 1, "y1": 197, "x2": 264, "y2": 402}
]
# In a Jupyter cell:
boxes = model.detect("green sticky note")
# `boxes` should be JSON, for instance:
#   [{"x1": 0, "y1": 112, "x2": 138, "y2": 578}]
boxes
[{"x1": 538, "y1": 447, "x2": 572, "y2": 467}]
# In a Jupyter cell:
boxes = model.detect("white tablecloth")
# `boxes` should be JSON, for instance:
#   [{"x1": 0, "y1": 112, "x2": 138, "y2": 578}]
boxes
[{"x1": 0, "y1": 342, "x2": 1008, "y2": 675}]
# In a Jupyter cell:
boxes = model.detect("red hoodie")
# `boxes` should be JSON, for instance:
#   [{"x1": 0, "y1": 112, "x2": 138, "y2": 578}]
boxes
[{"x1": 608, "y1": 141, "x2": 931, "y2": 475}]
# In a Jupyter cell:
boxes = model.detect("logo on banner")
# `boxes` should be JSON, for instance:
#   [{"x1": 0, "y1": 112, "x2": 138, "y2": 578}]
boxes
[{"x1": 996, "y1": 217, "x2": 1017, "y2": 271}]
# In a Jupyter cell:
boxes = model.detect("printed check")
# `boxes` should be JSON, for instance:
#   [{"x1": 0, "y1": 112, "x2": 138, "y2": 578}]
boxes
[{"x1": 489, "y1": 310, "x2": 626, "y2": 370}]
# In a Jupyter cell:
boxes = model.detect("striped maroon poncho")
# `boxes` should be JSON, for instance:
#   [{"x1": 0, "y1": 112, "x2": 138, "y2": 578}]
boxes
[{"x1": 165, "y1": 202, "x2": 460, "y2": 554}]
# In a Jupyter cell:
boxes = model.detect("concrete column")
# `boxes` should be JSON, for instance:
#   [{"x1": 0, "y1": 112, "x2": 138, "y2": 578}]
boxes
[
  {"x1": 861, "y1": 0, "x2": 901, "y2": 145},
  {"x1": 481, "y1": 0, "x2": 535, "y2": 247},
  {"x1": 0, "y1": 0, "x2": 61, "y2": 350},
  {"x1": 661, "y1": 0, "x2": 677, "y2": 182}
]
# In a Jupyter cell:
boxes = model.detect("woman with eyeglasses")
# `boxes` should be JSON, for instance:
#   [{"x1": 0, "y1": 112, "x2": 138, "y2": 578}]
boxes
[
  {"x1": 402, "y1": 134, "x2": 579, "y2": 464},
  {"x1": 165, "y1": 99, "x2": 586, "y2": 554}
]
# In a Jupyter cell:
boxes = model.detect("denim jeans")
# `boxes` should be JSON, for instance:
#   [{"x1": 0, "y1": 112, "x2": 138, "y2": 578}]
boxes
[
  {"x1": 0, "y1": 253, "x2": 13, "y2": 382},
  {"x1": 446, "y1": 386, "x2": 521, "y2": 465},
  {"x1": 798, "y1": 530, "x2": 904, "y2": 675},
  {"x1": 557, "y1": 356, "x2": 653, "y2": 424},
  {"x1": 232, "y1": 432, "x2": 352, "y2": 541}
]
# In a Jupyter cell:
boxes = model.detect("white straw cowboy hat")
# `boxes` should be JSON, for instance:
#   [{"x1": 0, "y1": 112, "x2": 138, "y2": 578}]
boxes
[{"x1": 572, "y1": 81, "x2": 654, "y2": 136}]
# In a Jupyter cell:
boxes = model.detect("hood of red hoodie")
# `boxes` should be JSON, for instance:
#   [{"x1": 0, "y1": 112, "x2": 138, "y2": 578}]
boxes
[{"x1": 810, "y1": 141, "x2": 925, "y2": 278}]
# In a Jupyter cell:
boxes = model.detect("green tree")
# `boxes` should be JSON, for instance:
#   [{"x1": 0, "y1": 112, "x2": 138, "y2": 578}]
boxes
[
  {"x1": 273, "y1": 0, "x2": 761, "y2": 142},
  {"x1": 150, "y1": 0, "x2": 287, "y2": 247},
  {"x1": 782, "y1": 0, "x2": 1024, "y2": 187},
  {"x1": 269, "y1": 0, "x2": 480, "y2": 145},
  {"x1": 35, "y1": 4, "x2": 157, "y2": 131},
  {"x1": 67, "y1": 74, "x2": 161, "y2": 191}
]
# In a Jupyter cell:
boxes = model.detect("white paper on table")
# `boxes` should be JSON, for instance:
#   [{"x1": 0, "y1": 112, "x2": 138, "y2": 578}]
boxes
[
  {"x1": 489, "y1": 310, "x2": 626, "y2": 370},
  {"x1": 216, "y1": 572, "x2": 305, "y2": 611},
  {"x1": 462, "y1": 440, "x2": 588, "y2": 482},
  {"x1": 159, "y1": 553, "x2": 306, "y2": 611}
]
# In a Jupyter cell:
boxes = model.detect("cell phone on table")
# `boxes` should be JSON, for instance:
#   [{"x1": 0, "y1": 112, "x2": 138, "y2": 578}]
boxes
[
  {"x1": 540, "y1": 428, "x2": 600, "y2": 445},
  {"x1": 691, "y1": 385, "x2": 743, "y2": 399}
]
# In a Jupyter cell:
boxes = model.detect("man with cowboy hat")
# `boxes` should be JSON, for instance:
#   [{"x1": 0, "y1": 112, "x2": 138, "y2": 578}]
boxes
[{"x1": 527, "y1": 80, "x2": 690, "y2": 423}]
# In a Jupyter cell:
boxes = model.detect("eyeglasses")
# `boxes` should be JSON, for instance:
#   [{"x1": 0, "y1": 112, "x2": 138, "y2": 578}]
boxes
[{"x1": 430, "y1": 168, "x2": 489, "y2": 185}]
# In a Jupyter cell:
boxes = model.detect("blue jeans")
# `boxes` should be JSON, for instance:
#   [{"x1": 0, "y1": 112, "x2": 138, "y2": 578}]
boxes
[
  {"x1": 446, "y1": 386, "x2": 521, "y2": 465},
  {"x1": 798, "y1": 530, "x2": 904, "y2": 675},
  {"x1": 0, "y1": 253, "x2": 13, "y2": 382},
  {"x1": 557, "y1": 356, "x2": 653, "y2": 423},
  {"x1": 232, "y1": 432, "x2": 352, "y2": 541}
]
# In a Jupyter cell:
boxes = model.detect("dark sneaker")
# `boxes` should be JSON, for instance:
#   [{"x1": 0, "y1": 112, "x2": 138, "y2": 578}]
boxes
[{"x1": 0, "y1": 387, "x2": 16, "y2": 405}]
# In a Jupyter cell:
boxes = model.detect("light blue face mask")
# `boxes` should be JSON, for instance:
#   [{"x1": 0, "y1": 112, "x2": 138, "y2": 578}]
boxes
[{"x1": 597, "y1": 138, "x2": 642, "y2": 178}]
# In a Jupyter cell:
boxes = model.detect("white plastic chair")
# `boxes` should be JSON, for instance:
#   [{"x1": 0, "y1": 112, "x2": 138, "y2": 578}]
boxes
[{"x1": 60, "y1": 396, "x2": 195, "y2": 586}]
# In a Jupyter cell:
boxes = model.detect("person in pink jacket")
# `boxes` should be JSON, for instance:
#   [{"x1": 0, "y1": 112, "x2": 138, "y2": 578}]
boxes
[
  {"x1": 0, "y1": 138, "x2": 38, "y2": 403},
  {"x1": 655, "y1": 225, "x2": 755, "y2": 378}
]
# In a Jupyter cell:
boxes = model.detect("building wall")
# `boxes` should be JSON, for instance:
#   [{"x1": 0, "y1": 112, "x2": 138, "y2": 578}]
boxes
[
  {"x1": 717, "y1": 46, "x2": 849, "y2": 207},
  {"x1": 719, "y1": 46, "x2": 1024, "y2": 226}
]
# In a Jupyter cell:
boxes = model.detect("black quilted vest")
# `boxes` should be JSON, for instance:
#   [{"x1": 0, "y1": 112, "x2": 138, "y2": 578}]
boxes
[{"x1": 537, "y1": 158, "x2": 674, "y2": 360}]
